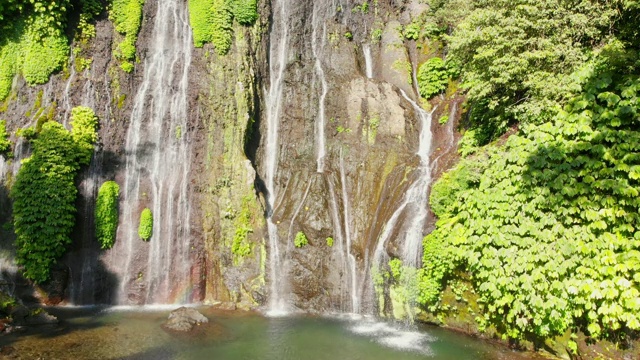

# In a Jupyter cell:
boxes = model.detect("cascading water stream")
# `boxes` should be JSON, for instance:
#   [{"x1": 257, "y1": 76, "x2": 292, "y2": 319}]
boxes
[
  {"x1": 110, "y1": 0, "x2": 193, "y2": 304},
  {"x1": 264, "y1": 0, "x2": 291, "y2": 315},
  {"x1": 340, "y1": 149, "x2": 360, "y2": 313},
  {"x1": 363, "y1": 44, "x2": 373, "y2": 79},
  {"x1": 372, "y1": 91, "x2": 436, "y2": 269},
  {"x1": 312, "y1": 2, "x2": 328, "y2": 173}
]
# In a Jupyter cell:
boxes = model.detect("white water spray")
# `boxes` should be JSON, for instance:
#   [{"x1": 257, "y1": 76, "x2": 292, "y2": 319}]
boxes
[
  {"x1": 372, "y1": 91, "x2": 436, "y2": 268},
  {"x1": 363, "y1": 44, "x2": 373, "y2": 79},
  {"x1": 113, "y1": 0, "x2": 193, "y2": 304},
  {"x1": 312, "y1": 2, "x2": 328, "y2": 173},
  {"x1": 340, "y1": 150, "x2": 360, "y2": 313},
  {"x1": 264, "y1": 0, "x2": 292, "y2": 315}
]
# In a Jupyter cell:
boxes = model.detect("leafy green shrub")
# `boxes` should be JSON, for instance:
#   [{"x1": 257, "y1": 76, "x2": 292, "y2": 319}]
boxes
[
  {"x1": 417, "y1": 57, "x2": 448, "y2": 99},
  {"x1": 12, "y1": 111, "x2": 97, "y2": 283},
  {"x1": 371, "y1": 28, "x2": 382, "y2": 43},
  {"x1": 0, "y1": 11, "x2": 68, "y2": 100},
  {"x1": 188, "y1": 0, "x2": 256, "y2": 52},
  {"x1": 403, "y1": 22, "x2": 421, "y2": 40},
  {"x1": 294, "y1": 231, "x2": 308, "y2": 248},
  {"x1": 189, "y1": 0, "x2": 216, "y2": 47},
  {"x1": 110, "y1": 0, "x2": 145, "y2": 65},
  {"x1": 389, "y1": 258, "x2": 403, "y2": 280},
  {"x1": 326, "y1": 237, "x2": 334, "y2": 247},
  {"x1": 95, "y1": 181, "x2": 120, "y2": 249},
  {"x1": 0, "y1": 120, "x2": 10, "y2": 154},
  {"x1": 438, "y1": 115, "x2": 449, "y2": 125},
  {"x1": 421, "y1": 72, "x2": 640, "y2": 340},
  {"x1": 0, "y1": 38, "x2": 18, "y2": 101},
  {"x1": 70, "y1": 106, "x2": 98, "y2": 164},
  {"x1": 0, "y1": 291, "x2": 16, "y2": 314},
  {"x1": 230, "y1": 0, "x2": 257, "y2": 25},
  {"x1": 120, "y1": 61, "x2": 134, "y2": 73},
  {"x1": 210, "y1": 0, "x2": 233, "y2": 54},
  {"x1": 138, "y1": 208, "x2": 153, "y2": 241},
  {"x1": 429, "y1": 158, "x2": 484, "y2": 218},
  {"x1": 442, "y1": 0, "x2": 627, "y2": 133},
  {"x1": 22, "y1": 22, "x2": 68, "y2": 84}
]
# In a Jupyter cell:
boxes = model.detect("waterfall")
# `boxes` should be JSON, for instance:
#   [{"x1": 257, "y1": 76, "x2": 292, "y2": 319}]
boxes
[
  {"x1": 312, "y1": 2, "x2": 328, "y2": 173},
  {"x1": 264, "y1": 0, "x2": 291, "y2": 315},
  {"x1": 340, "y1": 149, "x2": 360, "y2": 313},
  {"x1": 372, "y1": 91, "x2": 436, "y2": 269},
  {"x1": 363, "y1": 44, "x2": 373, "y2": 79},
  {"x1": 110, "y1": 0, "x2": 194, "y2": 304}
]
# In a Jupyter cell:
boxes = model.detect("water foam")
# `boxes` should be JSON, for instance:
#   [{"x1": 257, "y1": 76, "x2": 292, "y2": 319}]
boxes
[{"x1": 349, "y1": 319, "x2": 435, "y2": 355}]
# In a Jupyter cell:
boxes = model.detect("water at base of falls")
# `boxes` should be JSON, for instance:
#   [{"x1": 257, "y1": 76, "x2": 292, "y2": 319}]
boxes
[
  {"x1": 264, "y1": 0, "x2": 291, "y2": 315},
  {"x1": 105, "y1": 0, "x2": 194, "y2": 305},
  {"x1": 2, "y1": 307, "x2": 543, "y2": 360}
]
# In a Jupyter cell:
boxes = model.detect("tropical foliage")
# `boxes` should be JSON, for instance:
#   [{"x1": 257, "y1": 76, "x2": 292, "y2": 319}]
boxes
[
  {"x1": 138, "y1": 208, "x2": 153, "y2": 241},
  {"x1": 187, "y1": 0, "x2": 258, "y2": 54},
  {"x1": 110, "y1": 0, "x2": 145, "y2": 72},
  {"x1": 425, "y1": 0, "x2": 639, "y2": 143},
  {"x1": 417, "y1": 57, "x2": 448, "y2": 99},
  {"x1": 421, "y1": 53, "x2": 640, "y2": 341},
  {"x1": 418, "y1": 0, "x2": 640, "y2": 345},
  {"x1": 11, "y1": 107, "x2": 97, "y2": 283},
  {"x1": 0, "y1": 0, "x2": 104, "y2": 100},
  {"x1": 0, "y1": 120, "x2": 9, "y2": 155},
  {"x1": 294, "y1": 231, "x2": 308, "y2": 248},
  {"x1": 95, "y1": 181, "x2": 120, "y2": 249}
]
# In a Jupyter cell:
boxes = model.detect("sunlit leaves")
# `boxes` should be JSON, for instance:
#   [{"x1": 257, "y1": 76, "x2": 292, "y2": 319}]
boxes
[
  {"x1": 95, "y1": 181, "x2": 120, "y2": 250},
  {"x1": 421, "y1": 73, "x2": 640, "y2": 340},
  {"x1": 11, "y1": 108, "x2": 98, "y2": 283}
]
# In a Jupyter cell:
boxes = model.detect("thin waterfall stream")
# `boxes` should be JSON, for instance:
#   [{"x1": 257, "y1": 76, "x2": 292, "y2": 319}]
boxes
[
  {"x1": 312, "y1": 1, "x2": 328, "y2": 173},
  {"x1": 363, "y1": 44, "x2": 373, "y2": 79},
  {"x1": 340, "y1": 149, "x2": 360, "y2": 313},
  {"x1": 264, "y1": 0, "x2": 291, "y2": 315},
  {"x1": 371, "y1": 91, "x2": 436, "y2": 270},
  {"x1": 110, "y1": 0, "x2": 194, "y2": 304}
]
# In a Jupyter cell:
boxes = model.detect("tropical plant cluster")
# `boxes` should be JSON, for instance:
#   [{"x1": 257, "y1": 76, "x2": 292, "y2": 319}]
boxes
[
  {"x1": 110, "y1": 0, "x2": 145, "y2": 72},
  {"x1": 421, "y1": 57, "x2": 640, "y2": 342},
  {"x1": 95, "y1": 181, "x2": 120, "y2": 249},
  {"x1": 138, "y1": 208, "x2": 153, "y2": 241},
  {"x1": 0, "y1": 120, "x2": 10, "y2": 155},
  {"x1": 424, "y1": 0, "x2": 640, "y2": 146},
  {"x1": 11, "y1": 107, "x2": 97, "y2": 283},
  {"x1": 417, "y1": 57, "x2": 450, "y2": 100},
  {"x1": 0, "y1": 0, "x2": 104, "y2": 100},
  {"x1": 294, "y1": 231, "x2": 308, "y2": 248},
  {"x1": 417, "y1": 0, "x2": 640, "y2": 346},
  {"x1": 188, "y1": 0, "x2": 258, "y2": 54}
]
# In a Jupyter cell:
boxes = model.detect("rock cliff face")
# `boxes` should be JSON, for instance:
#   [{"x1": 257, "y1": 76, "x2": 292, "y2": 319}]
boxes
[{"x1": 0, "y1": 0, "x2": 460, "y2": 315}]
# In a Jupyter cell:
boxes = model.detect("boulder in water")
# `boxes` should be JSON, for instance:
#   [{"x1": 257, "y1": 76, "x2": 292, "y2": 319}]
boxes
[{"x1": 163, "y1": 307, "x2": 208, "y2": 332}]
